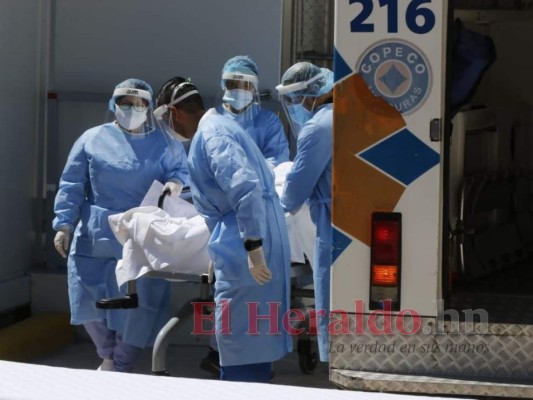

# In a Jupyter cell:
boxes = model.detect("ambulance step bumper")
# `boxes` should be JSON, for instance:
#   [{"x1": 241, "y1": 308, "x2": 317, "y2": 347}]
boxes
[{"x1": 330, "y1": 369, "x2": 533, "y2": 398}]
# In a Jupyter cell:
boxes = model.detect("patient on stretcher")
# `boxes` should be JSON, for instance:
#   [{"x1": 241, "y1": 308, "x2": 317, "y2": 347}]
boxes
[{"x1": 108, "y1": 162, "x2": 315, "y2": 288}]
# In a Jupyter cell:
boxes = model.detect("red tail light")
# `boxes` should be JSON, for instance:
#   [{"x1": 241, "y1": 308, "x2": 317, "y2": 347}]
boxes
[{"x1": 370, "y1": 213, "x2": 401, "y2": 310}]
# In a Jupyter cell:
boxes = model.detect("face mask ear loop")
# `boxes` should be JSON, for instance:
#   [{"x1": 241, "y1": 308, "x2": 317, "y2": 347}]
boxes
[
  {"x1": 311, "y1": 97, "x2": 318, "y2": 112},
  {"x1": 300, "y1": 95, "x2": 311, "y2": 112}
]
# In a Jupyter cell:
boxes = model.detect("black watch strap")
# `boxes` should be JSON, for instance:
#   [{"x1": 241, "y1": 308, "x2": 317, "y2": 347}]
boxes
[{"x1": 244, "y1": 239, "x2": 262, "y2": 252}]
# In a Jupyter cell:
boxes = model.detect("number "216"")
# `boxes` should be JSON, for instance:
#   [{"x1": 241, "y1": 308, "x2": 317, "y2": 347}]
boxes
[{"x1": 350, "y1": 0, "x2": 436, "y2": 34}]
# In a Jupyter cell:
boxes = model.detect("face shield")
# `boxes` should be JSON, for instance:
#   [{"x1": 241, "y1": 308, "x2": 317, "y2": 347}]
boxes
[
  {"x1": 276, "y1": 72, "x2": 324, "y2": 138},
  {"x1": 153, "y1": 82, "x2": 199, "y2": 143},
  {"x1": 103, "y1": 80, "x2": 186, "y2": 171},
  {"x1": 106, "y1": 87, "x2": 159, "y2": 138},
  {"x1": 217, "y1": 72, "x2": 260, "y2": 124}
]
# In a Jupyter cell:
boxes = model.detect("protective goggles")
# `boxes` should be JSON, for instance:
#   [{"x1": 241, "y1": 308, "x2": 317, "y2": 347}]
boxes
[{"x1": 153, "y1": 82, "x2": 199, "y2": 121}]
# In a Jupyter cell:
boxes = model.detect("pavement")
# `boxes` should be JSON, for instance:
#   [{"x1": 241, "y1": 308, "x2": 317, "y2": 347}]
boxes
[{"x1": 29, "y1": 337, "x2": 334, "y2": 389}]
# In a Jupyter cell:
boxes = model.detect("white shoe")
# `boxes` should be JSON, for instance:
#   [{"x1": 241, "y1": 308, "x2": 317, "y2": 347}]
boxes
[{"x1": 97, "y1": 359, "x2": 114, "y2": 371}]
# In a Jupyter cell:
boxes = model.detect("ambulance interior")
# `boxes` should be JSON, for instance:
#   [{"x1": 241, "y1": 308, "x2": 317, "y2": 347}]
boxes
[{"x1": 447, "y1": 1, "x2": 533, "y2": 323}]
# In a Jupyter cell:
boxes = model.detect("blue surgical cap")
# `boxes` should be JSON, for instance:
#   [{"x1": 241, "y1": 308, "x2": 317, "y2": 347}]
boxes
[
  {"x1": 279, "y1": 62, "x2": 334, "y2": 98},
  {"x1": 220, "y1": 55, "x2": 259, "y2": 89},
  {"x1": 108, "y1": 78, "x2": 154, "y2": 112}
]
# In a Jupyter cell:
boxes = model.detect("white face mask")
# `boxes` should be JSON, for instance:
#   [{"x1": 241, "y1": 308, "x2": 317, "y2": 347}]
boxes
[
  {"x1": 115, "y1": 107, "x2": 147, "y2": 131},
  {"x1": 222, "y1": 89, "x2": 254, "y2": 111}
]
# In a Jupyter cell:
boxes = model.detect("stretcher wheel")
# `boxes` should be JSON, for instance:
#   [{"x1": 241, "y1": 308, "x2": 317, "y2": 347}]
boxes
[{"x1": 297, "y1": 338, "x2": 317, "y2": 374}]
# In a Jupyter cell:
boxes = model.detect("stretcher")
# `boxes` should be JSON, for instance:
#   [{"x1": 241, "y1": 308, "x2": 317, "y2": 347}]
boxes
[
  {"x1": 143, "y1": 261, "x2": 315, "y2": 376},
  {"x1": 1, "y1": 360, "x2": 472, "y2": 400},
  {"x1": 98, "y1": 163, "x2": 318, "y2": 376}
]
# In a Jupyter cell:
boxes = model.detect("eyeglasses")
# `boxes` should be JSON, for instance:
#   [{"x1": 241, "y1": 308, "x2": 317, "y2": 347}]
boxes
[{"x1": 116, "y1": 102, "x2": 147, "y2": 112}]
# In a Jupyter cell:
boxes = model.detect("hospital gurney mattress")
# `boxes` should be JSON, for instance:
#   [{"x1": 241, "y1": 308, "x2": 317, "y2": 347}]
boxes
[{"x1": 1, "y1": 361, "x2": 471, "y2": 400}]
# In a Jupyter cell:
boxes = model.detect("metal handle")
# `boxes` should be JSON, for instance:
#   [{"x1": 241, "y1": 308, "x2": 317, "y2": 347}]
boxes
[
  {"x1": 259, "y1": 89, "x2": 272, "y2": 100},
  {"x1": 158, "y1": 188, "x2": 171, "y2": 208}
]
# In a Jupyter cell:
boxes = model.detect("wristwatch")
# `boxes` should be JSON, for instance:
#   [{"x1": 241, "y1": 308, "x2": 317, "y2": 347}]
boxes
[{"x1": 244, "y1": 239, "x2": 262, "y2": 252}]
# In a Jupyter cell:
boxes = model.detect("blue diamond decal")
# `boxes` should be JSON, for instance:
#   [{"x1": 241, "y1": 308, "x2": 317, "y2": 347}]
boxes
[
  {"x1": 359, "y1": 128, "x2": 440, "y2": 186},
  {"x1": 332, "y1": 227, "x2": 352, "y2": 264},
  {"x1": 334, "y1": 47, "x2": 352, "y2": 82},
  {"x1": 378, "y1": 64, "x2": 407, "y2": 93}
]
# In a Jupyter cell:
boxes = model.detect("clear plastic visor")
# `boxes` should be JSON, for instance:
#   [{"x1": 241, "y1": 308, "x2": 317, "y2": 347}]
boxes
[
  {"x1": 275, "y1": 71, "x2": 324, "y2": 96},
  {"x1": 217, "y1": 72, "x2": 260, "y2": 126},
  {"x1": 153, "y1": 89, "x2": 199, "y2": 143},
  {"x1": 279, "y1": 93, "x2": 317, "y2": 139},
  {"x1": 105, "y1": 93, "x2": 185, "y2": 161},
  {"x1": 275, "y1": 72, "x2": 325, "y2": 138},
  {"x1": 220, "y1": 72, "x2": 260, "y2": 114}
]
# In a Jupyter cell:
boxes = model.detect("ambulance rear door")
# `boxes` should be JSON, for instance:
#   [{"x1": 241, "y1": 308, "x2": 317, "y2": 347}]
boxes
[{"x1": 331, "y1": 0, "x2": 448, "y2": 325}]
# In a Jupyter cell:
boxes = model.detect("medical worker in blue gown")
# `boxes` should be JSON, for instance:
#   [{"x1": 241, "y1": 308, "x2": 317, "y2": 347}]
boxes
[
  {"x1": 198, "y1": 55, "x2": 290, "y2": 373},
  {"x1": 52, "y1": 78, "x2": 189, "y2": 373},
  {"x1": 214, "y1": 55, "x2": 289, "y2": 167},
  {"x1": 153, "y1": 77, "x2": 292, "y2": 383},
  {"x1": 276, "y1": 62, "x2": 333, "y2": 363}
]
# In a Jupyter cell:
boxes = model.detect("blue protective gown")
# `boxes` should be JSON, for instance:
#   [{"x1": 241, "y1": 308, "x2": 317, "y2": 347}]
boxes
[
  {"x1": 53, "y1": 122, "x2": 189, "y2": 348},
  {"x1": 188, "y1": 110, "x2": 292, "y2": 367},
  {"x1": 214, "y1": 104, "x2": 289, "y2": 167},
  {"x1": 280, "y1": 104, "x2": 332, "y2": 362}
]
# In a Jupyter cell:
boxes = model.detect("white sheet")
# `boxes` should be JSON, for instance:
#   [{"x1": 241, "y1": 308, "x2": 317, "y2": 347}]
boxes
[
  {"x1": 109, "y1": 166, "x2": 317, "y2": 287},
  {"x1": 110, "y1": 206, "x2": 211, "y2": 287},
  {"x1": 274, "y1": 162, "x2": 316, "y2": 267},
  {"x1": 0, "y1": 361, "x2": 470, "y2": 400}
]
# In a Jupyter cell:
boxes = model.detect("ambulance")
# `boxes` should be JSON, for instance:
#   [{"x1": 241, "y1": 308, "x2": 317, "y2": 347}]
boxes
[{"x1": 331, "y1": 0, "x2": 533, "y2": 397}]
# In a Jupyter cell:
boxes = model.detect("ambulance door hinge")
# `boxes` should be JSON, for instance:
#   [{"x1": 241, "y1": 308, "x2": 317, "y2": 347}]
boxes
[{"x1": 430, "y1": 118, "x2": 441, "y2": 142}]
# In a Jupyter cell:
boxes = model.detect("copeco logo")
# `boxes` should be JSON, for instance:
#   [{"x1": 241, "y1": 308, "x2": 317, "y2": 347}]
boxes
[
  {"x1": 356, "y1": 39, "x2": 431, "y2": 115},
  {"x1": 126, "y1": 89, "x2": 139, "y2": 95}
]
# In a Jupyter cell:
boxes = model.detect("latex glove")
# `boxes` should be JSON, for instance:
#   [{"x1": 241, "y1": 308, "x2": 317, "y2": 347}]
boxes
[
  {"x1": 247, "y1": 246, "x2": 272, "y2": 285},
  {"x1": 163, "y1": 181, "x2": 184, "y2": 196},
  {"x1": 54, "y1": 228, "x2": 71, "y2": 258}
]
